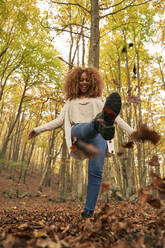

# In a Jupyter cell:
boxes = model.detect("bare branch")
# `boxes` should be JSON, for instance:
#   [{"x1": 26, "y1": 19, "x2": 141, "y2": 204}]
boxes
[
  {"x1": 71, "y1": 18, "x2": 85, "y2": 66},
  {"x1": 50, "y1": 0, "x2": 90, "y2": 14},
  {"x1": 100, "y1": 0, "x2": 152, "y2": 19},
  {"x1": 100, "y1": 21, "x2": 146, "y2": 39},
  {"x1": 40, "y1": 20, "x2": 90, "y2": 38},
  {"x1": 0, "y1": 47, "x2": 8, "y2": 59},
  {"x1": 57, "y1": 56, "x2": 74, "y2": 68},
  {"x1": 99, "y1": 0, "x2": 127, "y2": 10}
]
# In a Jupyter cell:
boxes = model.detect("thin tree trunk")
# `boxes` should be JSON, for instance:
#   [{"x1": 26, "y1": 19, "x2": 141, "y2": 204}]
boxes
[
  {"x1": 0, "y1": 77, "x2": 28, "y2": 158},
  {"x1": 39, "y1": 129, "x2": 56, "y2": 191},
  {"x1": 72, "y1": 159, "x2": 83, "y2": 201},
  {"x1": 123, "y1": 32, "x2": 135, "y2": 197},
  {"x1": 88, "y1": 0, "x2": 100, "y2": 68},
  {"x1": 17, "y1": 142, "x2": 27, "y2": 184},
  {"x1": 158, "y1": 61, "x2": 165, "y2": 89},
  {"x1": 57, "y1": 134, "x2": 68, "y2": 201},
  {"x1": 23, "y1": 141, "x2": 35, "y2": 184}
]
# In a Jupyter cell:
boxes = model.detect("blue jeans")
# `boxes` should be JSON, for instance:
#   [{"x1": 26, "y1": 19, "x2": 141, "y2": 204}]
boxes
[{"x1": 71, "y1": 122, "x2": 107, "y2": 212}]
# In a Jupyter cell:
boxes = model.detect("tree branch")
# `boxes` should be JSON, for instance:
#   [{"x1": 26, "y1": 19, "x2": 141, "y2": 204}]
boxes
[
  {"x1": 57, "y1": 56, "x2": 73, "y2": 67},
  {"x1": 100, "y1": 0, "x2": 152, "y2": 19},
  {"x1": 100, "y1": 21, "x2": 146, "y2": 39},
  {"x1": 0, "y1": 47, "x2": 8, "y2": 59},
  {"x1": 50, "y1": 0, "x2": 90, "y2": 14},
  {"x1": 99, "y1": 0, "x2": 127, "y2": 10},
  {"x1": 40, "y1": 20, "x2": 90, "y2": 38}
]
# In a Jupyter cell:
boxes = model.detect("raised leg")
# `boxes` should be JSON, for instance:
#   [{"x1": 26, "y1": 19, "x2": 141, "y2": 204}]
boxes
[{"x1": 71, "y1": 122, "x2": 97, "y2": 142}]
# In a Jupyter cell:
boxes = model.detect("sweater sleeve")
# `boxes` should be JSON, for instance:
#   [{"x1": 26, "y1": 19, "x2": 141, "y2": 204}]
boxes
[
  {"x1": 34, "y1": 103, "x2": 66, "y2": 134},
  {"x1": 115, "y1": 115, "x2": 135, "y2": 135}
]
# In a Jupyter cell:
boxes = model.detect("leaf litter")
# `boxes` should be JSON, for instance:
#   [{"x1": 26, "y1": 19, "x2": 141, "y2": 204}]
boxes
[{"x1": 0, "y1": 196, "x2": 164, "y2": 248}]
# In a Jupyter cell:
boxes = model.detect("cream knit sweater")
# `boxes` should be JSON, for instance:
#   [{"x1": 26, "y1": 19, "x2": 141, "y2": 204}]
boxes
[{"x1": 34, "y1": 97, "x2": 134, "y2": 159}]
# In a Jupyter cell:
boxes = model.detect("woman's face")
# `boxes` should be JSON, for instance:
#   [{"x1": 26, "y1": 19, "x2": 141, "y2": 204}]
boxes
[{"x1": 79, "y1": 72, "x2": 91, "y2": 96}]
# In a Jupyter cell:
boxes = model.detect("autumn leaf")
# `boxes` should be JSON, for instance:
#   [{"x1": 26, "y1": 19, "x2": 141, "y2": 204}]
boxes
[
  {"x1": 147, "y1": 199, "x2": 161, "y2": 209},
  {"x1": 101, "y1": 182, "x2": 110, "y2": 194},
  {"x1": 138, "y1": 188, "x2": 152, "y2": 205},
  {"x1": 70, "y1": 145, "x2": 78, "y2": 152},
  {"x1": 153, "y1": 177, "x2": 165, "y2": 191},
  {"x1": 148, "y1": 155, "x2": 160, "y2": 167},
  {"x1": 131, "y1": 124, "x2": 161, "y2": 145},
  {"x1": 117, "y1": 151, "x2": 124, "y2": 157},
  {"x1": 127, "y1": 95, "x2": 141, "y2": 104},
  {"x1": 149, "y1": 170, "x2": 159, "y2": 178},
  {"x1": 150, "y1": 171, "x2": 165, "y2": 191},
  {"x1": 158, "y1": 190, "x2": 165, "y2": 200},
  {"x1": 112, "y1": 79, "x2": 120, "y2": 87},
  {"x1": 122, "y1": 141, "x2": 134, "y2": 148}
]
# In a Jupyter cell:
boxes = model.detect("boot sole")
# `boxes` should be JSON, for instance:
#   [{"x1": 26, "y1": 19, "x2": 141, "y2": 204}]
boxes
[{"x1": 103, "y1": 92, "x2": 121, "y2": 124}]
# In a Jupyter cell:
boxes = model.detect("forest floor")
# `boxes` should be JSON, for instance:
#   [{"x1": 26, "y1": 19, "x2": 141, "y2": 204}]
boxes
[{"x1": 0, "y1": 171, "x2": 164, "y2": 248}]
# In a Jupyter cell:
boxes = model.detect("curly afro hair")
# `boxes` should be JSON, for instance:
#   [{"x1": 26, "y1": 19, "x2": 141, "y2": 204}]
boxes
[{"x1": 64, "y1": 66, "x2": 104, "y2": 100}]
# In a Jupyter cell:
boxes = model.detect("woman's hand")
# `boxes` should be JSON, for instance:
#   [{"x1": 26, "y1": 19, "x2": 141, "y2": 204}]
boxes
[{"x1": 28, "y1": 130, "x2": 38, "y2": 139}]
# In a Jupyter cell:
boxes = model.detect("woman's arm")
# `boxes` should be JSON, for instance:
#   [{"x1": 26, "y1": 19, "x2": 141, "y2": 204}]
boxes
[
  {"x1": 28, "y1": 103, "x2": 67, "y2": 139},
  {"x1": 115, "y1": 115, "x2": 135, "y2": 135}
]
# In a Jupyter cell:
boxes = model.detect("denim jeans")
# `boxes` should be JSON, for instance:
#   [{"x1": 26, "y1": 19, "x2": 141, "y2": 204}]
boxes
[{"x1": 71, "y1": 122, "x2": 107, "y2": 212}]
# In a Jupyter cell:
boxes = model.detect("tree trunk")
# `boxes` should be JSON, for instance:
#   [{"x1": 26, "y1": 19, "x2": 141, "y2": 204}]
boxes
[
  {"x1": 23, "y1": 141, "x2": 35, "y2": 184},
  {"x1": 40, "y1": 129, "x2": 56, "y2": 190},
  {"x1": 123, "y1": 32, "x2": 135, "y2": 197},
  {"x1": 57, "y1": 134, "x2": 68, "y2": 201},
  {"x1": 88, "y1": 0, "x2": 100, "y2": 68},
  {"x1": 72, "y1": 159, "x2": 83, "y2": 201},
  {"x1": 38, "y1": 155, "x2": 50, "y2": 192},
  {"x1": 17, "y1": 142, "x2": 27, "y2": 184},
  {"x1": 112, "y1": 156, "x2": 122, "y2": 192},
  {"x1": 158, "y1": 61, "x2": 165, "y2": 89},
  {"x1": 0, "y1": 78, "x2": 28, "y2": 158}
]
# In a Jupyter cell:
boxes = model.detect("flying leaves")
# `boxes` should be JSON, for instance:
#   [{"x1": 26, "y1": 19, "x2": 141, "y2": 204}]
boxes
[
  {"x1": 130, "y1": 124, "x2": 161, "y2": 145},
  {"x1": 127, "y1": 95, "x2": 141, "y2": 104},
  {"x1": 150, "y1": 170, "x2": 165, "y2": 192},
  {"x1": 122, "y1": 141, "x2": 134, "y2": 148},
  {"x1": 120, "y1": 122, "x2": 163, "y2": 210},
  {"x1": 148, "y1": 155, "x2": 160, "y2": 167},
  {"x1": 138, "y1": 187, "x2": 152, "y2": 205},
  {"x1": 112, "y1": 79, "x2": 120, "y2": 87},
  {"x1": 138, "y1": 186, "x2": 162, "y2": 209},
  {"x1": 139, "y1": 170, "x2": 165, "y2": 209}
]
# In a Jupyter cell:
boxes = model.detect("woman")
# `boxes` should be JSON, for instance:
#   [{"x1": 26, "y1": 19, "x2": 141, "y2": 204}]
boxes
[{"x1": 29, "y1": 66, "x2": 134, "y2": 218}]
